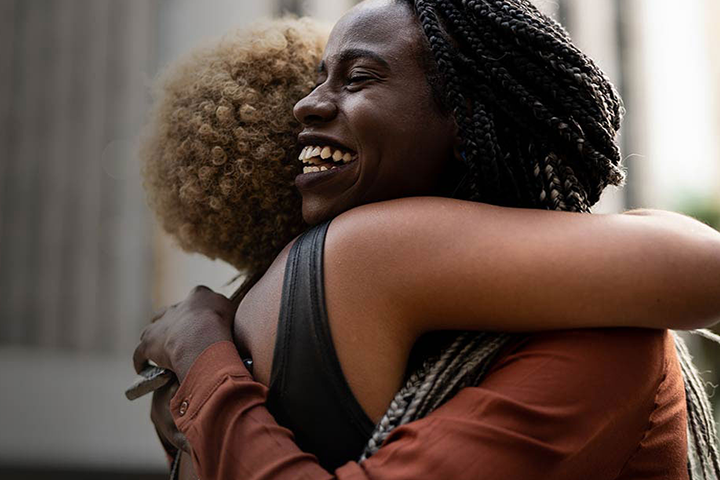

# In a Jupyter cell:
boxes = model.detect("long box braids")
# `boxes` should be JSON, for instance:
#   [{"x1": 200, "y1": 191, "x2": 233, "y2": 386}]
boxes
[{"x1": 360, "y1": 2, "x2": 720, "y2": 478}]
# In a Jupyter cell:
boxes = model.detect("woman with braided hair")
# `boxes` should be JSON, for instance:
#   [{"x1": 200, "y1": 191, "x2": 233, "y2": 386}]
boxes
[{"x1": 136, "y1": 2, "x2": 720, "y2": 479}]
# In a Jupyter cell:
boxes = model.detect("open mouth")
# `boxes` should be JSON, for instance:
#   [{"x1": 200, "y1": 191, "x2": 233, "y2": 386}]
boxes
[{"x1": 298, "y1": 145, "x2": 358, "y2": 174}]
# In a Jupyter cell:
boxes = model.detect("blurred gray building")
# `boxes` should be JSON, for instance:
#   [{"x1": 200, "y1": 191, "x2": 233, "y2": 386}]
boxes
[{"x1": 0, "y1": 0, "x2": 718, "y2": 478}]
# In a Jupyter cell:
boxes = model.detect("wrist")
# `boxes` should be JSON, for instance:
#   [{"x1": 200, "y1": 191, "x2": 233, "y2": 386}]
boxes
[
  {"x1": 171, "y1": 313, "x2": 233, "y2": 383},
  {"x1": 174, "y1": 339, "x2": 230, "y2": 384}
]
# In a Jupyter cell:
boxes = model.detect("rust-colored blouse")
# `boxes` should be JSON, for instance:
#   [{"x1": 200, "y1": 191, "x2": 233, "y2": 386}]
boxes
[{"x1": 170, "y1": 328, "x2": 688, "y2": 479}]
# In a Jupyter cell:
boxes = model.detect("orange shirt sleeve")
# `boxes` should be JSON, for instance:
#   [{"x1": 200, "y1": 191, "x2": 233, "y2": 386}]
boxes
[{"x1": 170, "y1": 329, "x2": 681, "y2": 480}]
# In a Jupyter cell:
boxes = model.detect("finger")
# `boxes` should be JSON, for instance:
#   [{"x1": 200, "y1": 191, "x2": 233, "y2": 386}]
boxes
[{"x1": 133, "y1": 342, "x2": 149, "y2": 374}]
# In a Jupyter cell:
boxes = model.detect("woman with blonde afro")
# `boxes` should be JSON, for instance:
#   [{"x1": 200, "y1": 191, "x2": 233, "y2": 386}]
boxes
[
  {"x1": 141, "y1": 18, "x2": 327, "y2": 277},
  {"x1": 140, "y1": 19, "x2": 328, "y2": 477}
]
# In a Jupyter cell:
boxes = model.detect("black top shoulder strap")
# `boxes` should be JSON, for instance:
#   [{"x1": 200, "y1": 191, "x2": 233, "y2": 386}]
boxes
[{"x1": 267, "y1": 220, "x2": 375, "y2": 470}]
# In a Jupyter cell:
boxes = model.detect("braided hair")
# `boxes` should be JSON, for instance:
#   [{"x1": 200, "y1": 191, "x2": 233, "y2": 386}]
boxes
[
  {"x1": 404, "y1": 0, "x2": 624, "y2": 211},
  {"x1": 359, "y1": 2, "x2": 720, "y2": 478}
]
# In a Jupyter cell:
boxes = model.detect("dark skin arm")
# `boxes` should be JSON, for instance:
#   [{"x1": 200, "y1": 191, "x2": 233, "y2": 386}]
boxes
[
  {"x1": 139, "y1": 197, "x2": 720, "y2": 465},
  {"x1": 326, "y1": 198, "x2": 720, "y2": 338}
]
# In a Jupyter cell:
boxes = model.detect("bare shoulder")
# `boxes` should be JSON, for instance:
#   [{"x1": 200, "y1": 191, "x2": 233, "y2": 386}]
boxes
[
  {"x1": 323, "y1": 197, "x2": 592, "y2": 335},
  {"x1": 327, "y1": 196, "x2": 503, "y2": 245},
  {"x1": 324, "y1": 196, "x2": 718, "y2": 333},
  {"x1": 234, "y1": 239, "x2": 297, "y2": 386}
]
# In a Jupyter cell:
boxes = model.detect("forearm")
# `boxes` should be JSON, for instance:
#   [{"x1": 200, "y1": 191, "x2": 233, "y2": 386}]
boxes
[
  {"x1": 331, "y1": 198, "x2": 720, "y2": 336},
  {"x1": 171, "y1": 342, "x2": 360, "y2": 480},
  {"x1": 171, "y1": 333, "x2": 667, "y2": 480}
]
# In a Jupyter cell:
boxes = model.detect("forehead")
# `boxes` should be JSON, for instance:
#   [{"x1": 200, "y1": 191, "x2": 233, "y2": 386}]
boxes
[{"x1": 323, "y1": 1, "x2": 423, "y2": 66}]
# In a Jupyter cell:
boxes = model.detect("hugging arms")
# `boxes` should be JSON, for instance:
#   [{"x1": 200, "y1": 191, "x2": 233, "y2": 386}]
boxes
[
  {"x1": 138, "y1": 200, "x2": 720, "y2": 480},
  {"x1": 137, "y1": 4, "x2": 720, "y2": 479}
]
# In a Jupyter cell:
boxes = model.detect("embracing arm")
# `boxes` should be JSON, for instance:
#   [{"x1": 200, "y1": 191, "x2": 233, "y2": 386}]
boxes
[
  {"x1": 325, "y1": 197, "x2": 720, "y2": 336},
  {"x1": 168, "y1": 330, "x2": 680, "y2": 480}
]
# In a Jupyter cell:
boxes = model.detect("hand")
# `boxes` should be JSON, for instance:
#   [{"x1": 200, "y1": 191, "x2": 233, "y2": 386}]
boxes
[
  {"x1": 133, "y1": 286, "x2": 235, "y2": 383},
  {"x1": 151, "y1": 379, "x2": 190, "y2": 454}
]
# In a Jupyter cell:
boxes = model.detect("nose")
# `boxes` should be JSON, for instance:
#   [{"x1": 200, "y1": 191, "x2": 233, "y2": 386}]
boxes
[{"x1": 293, "y1": 86, "x2": 338, "y2": 125}]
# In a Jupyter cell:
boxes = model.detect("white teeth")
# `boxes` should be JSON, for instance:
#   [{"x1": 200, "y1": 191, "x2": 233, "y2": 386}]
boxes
[
  {"x1": 299, "y1": 144, "x2": 357, "y2": 166},
  {"x1": 302, "y1": 165, "x2": 330, "y2": 174}
]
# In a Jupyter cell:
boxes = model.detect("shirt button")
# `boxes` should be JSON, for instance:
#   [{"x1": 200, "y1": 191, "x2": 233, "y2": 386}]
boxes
[{"x1": 179, "y1": 400, "x2": 189, "y2": 416}]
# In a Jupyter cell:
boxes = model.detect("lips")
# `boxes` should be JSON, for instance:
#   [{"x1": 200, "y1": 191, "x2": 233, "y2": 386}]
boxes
[{"x1": 294, "y1": 158, "x2": 358, "y2": 191}]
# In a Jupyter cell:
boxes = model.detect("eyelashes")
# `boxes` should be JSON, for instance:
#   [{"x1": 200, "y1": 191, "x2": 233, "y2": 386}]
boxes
[
  {"x1": 347, "y1": 75, "x2": 373, "y2": 85},
  {"x1": 310, "y1": 70, "x2": 378, "y2": 92}
]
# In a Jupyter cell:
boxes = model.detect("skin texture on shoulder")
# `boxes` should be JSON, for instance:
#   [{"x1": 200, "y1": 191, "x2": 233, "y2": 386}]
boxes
[
  {"x1": 317, "y1": 195, "x2": 720, "y2": 420},
  {"x1": 231, "y1": 195, "x2": 720, "y2": 423},
  {"x1": 325, "y1": 197, "x2": 720, "y2": 337}
]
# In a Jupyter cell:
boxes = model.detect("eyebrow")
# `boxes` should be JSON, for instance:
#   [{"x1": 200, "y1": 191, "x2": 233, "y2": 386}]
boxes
[{"x1": 318, "y1": 48, "x2": 391, "y2": 73}]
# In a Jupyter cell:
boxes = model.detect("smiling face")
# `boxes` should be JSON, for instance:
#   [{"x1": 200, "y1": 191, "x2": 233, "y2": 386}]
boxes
[{"x1": 293, "y1": 0, "x2": 458, "y2": 224}]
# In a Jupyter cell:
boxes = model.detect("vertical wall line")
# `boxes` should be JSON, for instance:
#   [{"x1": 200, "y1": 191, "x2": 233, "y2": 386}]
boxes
[
  {"x1": 614, "y1": 0, "x2": 636, "y2": 208},
  {"x1": 4, "y1": 1, "x2": 46, "y2": 344},
  {"x1": 36, "y1": 0, "x2": 78, "y2": 348},
  {"x1": 0, "y1": 0, "x2": 16, "y2": 342},
  {"x1": 71, "y1": 0, "x2": 111, "y2": 351}
]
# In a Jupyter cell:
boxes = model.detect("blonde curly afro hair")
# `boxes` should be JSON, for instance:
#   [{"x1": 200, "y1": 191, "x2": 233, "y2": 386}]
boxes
[{"x1": 141, "y1": 18, "x2": 328, "y2": 274}]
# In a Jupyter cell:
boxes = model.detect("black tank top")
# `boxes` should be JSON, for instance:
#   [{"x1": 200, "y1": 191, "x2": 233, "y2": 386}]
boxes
[{"x1": 266, "y1": 221, "x2": 375, "y2": 470}]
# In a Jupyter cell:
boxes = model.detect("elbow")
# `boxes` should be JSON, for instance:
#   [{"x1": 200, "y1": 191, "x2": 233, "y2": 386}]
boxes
[
  {"x1": 676, "y1": 234, "x2": 720, "y2": 330},
  {"x1": 613, "y1": 211, "x2": 720, "y2": 330},
  {"x1": 697, "y1": 238, "x2": 720, "y2": 328},
  {"x1": 643, "y1": 216, "x2": 720, "y2": 330}
]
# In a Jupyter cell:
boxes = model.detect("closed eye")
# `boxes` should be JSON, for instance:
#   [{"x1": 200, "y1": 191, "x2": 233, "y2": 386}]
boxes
[{"x1": 348, "y1": 75, "x2": 373, "y2": 84}]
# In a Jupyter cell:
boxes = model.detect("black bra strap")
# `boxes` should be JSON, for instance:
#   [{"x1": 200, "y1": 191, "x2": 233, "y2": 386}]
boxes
[{"x1": 268, "y1": 220, "x2": 374, "y2": 469}]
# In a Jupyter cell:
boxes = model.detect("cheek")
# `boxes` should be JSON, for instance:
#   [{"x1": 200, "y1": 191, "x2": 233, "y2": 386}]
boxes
[
  {"x1": 345, "y1": 86, "x2": 454, "y2": 196},
  {"x1": 345, "y1": 91, "x2": 392, "y2": 136},
  {"x1": 348, "y1": 92, "x2": 442, "y2": 154}
]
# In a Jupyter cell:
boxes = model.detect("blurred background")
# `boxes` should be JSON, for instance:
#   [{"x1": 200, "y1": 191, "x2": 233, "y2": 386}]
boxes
[{"x1": 0, "y1": 0, "x2": 718, "y2": 478}]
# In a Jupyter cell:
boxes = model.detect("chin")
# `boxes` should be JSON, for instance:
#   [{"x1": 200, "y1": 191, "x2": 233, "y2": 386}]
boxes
[
  {"x1": 301, "y1": 199, "x2": 337, "y2": 226},
  {"x1": 301, "y1": 196, "x2": 356, "y2": 226}
]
